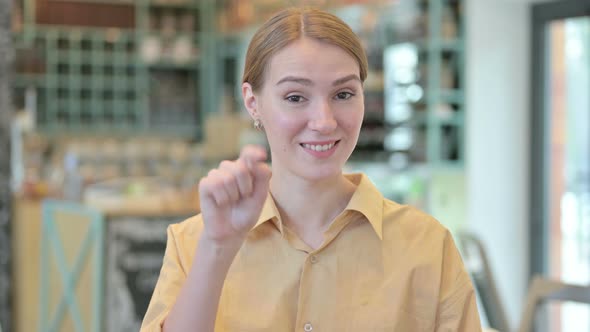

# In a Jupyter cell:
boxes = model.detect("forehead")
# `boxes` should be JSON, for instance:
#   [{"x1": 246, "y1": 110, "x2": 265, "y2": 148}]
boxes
[{"x1": 265, "y1": 37, "x2": 360, "y2": 82}]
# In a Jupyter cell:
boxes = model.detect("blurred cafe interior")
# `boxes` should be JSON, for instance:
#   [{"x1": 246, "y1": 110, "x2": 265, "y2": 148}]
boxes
[{"x1": 0, "y1": 0, "x2": 589, "y2": 331}]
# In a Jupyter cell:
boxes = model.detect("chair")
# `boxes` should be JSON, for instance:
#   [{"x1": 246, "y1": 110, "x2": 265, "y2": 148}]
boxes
[
  {"x1": 517, "y1": 276, "x2": 590, "y2": 332},
  {"x1": 457, "y1": 232, "x2": 590, "y2": 332},
  {"x1": 457, "y1": 232, "x2": 511, "y2": 332}
]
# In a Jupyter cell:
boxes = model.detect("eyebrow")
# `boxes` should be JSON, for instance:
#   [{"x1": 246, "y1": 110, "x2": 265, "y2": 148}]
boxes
[
  {"x1": 332, "y1": 74, "x2": 361, "y2": 86},
  {"x1": 275, "y1": 74, "x2": 361, "y2": 87},
  {"x1": 276, "y1": 76, "x2": 313, "y2": 86}
]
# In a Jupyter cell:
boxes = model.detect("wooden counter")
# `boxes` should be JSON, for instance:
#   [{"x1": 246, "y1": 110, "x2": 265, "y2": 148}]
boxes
[
  {"x1": 12, "y1": 195, "x2": 198, "y2": 332},
  {"x1": 12, "y1": 198, "x2": 42, "y2": 332}
]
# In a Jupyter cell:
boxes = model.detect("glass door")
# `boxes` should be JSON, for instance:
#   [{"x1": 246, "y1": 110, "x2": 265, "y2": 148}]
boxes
[{"x1": 531, "y1": 1, "x2": 590, "y2": 331}]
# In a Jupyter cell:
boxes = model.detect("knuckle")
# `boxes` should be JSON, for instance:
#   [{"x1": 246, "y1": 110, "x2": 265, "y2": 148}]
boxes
[
  {"x1": 198, "y1": 176, "x2": 211, "y2": 189},
  {"x1": 219, "y1": 160, "x2": 232, "y2": 169},
  {"x1": 234, "y1": 164, "x2": 249, "y2": 178},
  {"x1": 222, "y1": 174, "x2": 233, "y2": 185}
]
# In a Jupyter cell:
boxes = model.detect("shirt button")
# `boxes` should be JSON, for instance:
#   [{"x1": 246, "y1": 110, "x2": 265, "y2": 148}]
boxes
[
  {"x1": 310, "y1": 255, "x2": 318, "y2": 264},
  {"x1": 304, "y1": 323, "x2": 313, "y2": 331}
]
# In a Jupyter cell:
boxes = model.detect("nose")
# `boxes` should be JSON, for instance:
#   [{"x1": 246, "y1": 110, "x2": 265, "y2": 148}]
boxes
[{"x1": 308, "y1": 100, "x2": 337, "y2": 133}]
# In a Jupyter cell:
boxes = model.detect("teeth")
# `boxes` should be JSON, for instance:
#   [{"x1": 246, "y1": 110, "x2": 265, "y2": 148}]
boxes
[{"x1": 303, "y1": 142, "x2": 335, "y2": 152}]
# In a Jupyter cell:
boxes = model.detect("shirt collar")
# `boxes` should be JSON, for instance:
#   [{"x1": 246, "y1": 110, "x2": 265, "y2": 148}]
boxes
[
  {"x1": 253, "y1": 193, "x2": 283, "y2": 234},
  {"x1": 342, "y1": 173, "x2": 384, "y2": 240},
  {"x1": 252, "y1": 173, "x2": 384, "y2": 239}
]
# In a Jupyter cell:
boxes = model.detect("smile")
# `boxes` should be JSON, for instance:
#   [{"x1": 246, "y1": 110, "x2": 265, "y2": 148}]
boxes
[
  {"x1": 302, "y1": 142, "x2": 336, "y2": 151},
  {"x1": 299, "y1": 140, "x2": 341, "y2": 157}
]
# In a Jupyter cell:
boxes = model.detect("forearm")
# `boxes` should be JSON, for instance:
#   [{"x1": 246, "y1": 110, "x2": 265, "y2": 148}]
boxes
[{"x1": 163, "y1": 235, "x2": 242, "y2": 332}]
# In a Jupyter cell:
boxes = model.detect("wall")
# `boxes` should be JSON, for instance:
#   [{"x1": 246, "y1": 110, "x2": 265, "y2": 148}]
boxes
[{"x1": 465, "y1": 0, "x2": 560, "y2": 327}]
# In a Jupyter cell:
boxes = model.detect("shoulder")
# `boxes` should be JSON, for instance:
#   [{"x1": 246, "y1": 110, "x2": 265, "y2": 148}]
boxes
[
  {"x1": 166, "y1": 214, "x2": 204, "y2": 263},
  {"x1": 381, "y1": 198, "x2": 451, "y2": 248},
  {"x1": 169, "y1": 213, "x2": 204, "y2": 238}
]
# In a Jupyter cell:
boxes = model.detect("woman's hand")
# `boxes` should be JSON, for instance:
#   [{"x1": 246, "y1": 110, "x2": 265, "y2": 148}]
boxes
[{"x1": 198, "y1": 145, "x2": 271, "y2": 246}]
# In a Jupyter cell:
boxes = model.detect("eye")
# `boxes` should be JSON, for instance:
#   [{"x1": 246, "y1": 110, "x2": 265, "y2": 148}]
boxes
[
  {"x1": 286, "y1": 95, "x2": 305, "y2": 103},
  {"x1": 335, "y1": 91, "x2": 355, "y2": 100}
]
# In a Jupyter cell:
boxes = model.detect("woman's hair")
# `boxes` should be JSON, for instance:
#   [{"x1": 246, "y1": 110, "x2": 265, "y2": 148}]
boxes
[{"x1": 242, "y1": 7, "x2": 368, "y2": 92}]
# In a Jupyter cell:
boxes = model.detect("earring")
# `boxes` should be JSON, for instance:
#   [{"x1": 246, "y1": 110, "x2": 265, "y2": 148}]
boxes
[{"x1": 253, "y1": 118, "x2": 264, "y2": 131}]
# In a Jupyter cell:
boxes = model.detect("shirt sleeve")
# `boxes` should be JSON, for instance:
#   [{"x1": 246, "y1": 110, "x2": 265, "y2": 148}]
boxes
[
  {"x1": 435, "y1": 231, "x2": 483, "y2": 332},
  {"x1": 140, "y1": 225, "x2": 188, "y2": 332}
]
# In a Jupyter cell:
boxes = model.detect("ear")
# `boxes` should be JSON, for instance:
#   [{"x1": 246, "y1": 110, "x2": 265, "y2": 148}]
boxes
[{"x1": 242, "y1": 82, "x2": 259, "y2": 120}]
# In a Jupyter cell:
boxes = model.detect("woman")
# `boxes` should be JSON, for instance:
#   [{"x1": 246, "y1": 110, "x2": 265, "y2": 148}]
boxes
[{"x1": 141, "y1": 7, "x2": 481, "y2": 332}]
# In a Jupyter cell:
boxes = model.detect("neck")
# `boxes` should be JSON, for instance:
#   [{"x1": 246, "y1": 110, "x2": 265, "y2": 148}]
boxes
[{"x1": 269, "y1": 168, "x2": 357, "y2": 235}]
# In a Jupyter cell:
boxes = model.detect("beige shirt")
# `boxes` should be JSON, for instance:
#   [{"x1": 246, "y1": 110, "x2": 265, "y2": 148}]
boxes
[{"x1": 141, "y1": 173, "x2": 482, "y2": 331}]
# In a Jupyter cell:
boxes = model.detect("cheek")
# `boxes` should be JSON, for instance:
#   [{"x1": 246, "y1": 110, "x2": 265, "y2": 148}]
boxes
[
  {"x1": 265, "y1": 110, "x2": 306, "y2": 139},
  {"x1": 275, "y1": 114, "x2": 302, "y2": 132},
  {"x1": 340, "y1": 109, "x2": 364, "y2": 135}
]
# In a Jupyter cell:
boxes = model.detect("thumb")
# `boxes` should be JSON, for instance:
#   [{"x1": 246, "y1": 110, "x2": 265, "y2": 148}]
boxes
[
  {"x1": 251, "y1": 162, "x2": 271, "y2": 202},
  {"x1": 240, "y1": 145, "x2": 271, "y2": 201}
]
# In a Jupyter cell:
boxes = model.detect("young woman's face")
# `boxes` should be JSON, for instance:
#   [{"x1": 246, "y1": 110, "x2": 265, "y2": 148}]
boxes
[{"x1": 244, "y1": 37, "x2": 364, "y2": 182}]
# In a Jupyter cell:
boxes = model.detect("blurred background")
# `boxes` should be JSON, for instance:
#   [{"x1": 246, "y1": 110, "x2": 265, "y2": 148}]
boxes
[{"x1": 0, "y1": 0, "x2": 588, "y2": 331}]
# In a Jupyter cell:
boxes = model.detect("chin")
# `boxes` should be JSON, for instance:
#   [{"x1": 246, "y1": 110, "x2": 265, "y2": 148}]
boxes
[{"x1": 293, "y1": 163, "x2": 344, "y2": 182}]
